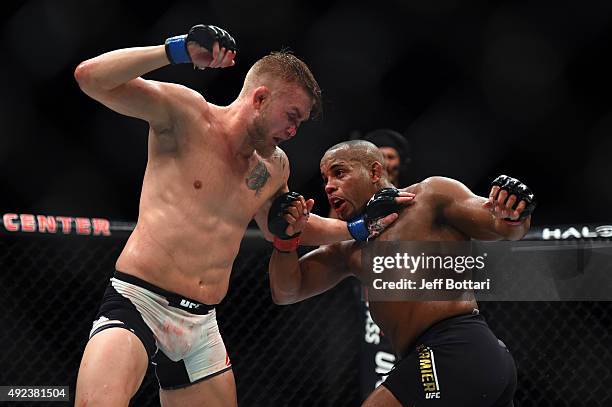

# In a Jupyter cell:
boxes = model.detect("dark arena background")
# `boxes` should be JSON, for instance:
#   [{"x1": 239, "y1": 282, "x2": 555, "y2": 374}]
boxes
[{"x1": 1, "y1": 1, "x2": 611, "y2": 406}]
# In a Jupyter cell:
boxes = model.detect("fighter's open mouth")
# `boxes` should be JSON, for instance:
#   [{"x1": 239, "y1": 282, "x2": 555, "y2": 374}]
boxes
[{"x1": 330, "y1": 197, "x2": 345, "y2": 210}]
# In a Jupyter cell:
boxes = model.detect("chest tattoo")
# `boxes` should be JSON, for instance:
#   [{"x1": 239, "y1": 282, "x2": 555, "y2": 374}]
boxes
[{"x1": 245, "y1": 160, "x2": 270, "y2": 195}]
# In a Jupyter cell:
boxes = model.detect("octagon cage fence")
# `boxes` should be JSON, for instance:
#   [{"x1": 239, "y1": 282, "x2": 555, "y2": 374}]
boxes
[{"x1": 0, "y1": 213, "x2": 610, "y2": 406}]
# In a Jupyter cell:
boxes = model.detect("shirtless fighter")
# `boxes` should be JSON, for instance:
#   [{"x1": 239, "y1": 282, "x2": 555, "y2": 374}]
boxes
[
  {"x1": 73, "y1": 26, "x2": 410, "y2": 406},
  {"x1": 268, "y1": 140, "x2": 537, "y2": 406}
]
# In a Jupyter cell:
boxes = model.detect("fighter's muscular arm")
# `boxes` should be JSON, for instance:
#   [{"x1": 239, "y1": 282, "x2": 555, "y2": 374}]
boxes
[
  {"x1": 426, "y1": 177, "x2": 531, "y2": 241},
  {"x1": 300, "y1": 215, "x2": 354, "y2": 245},
  {"x1": 74, "y1": 46, "x2": 198, "y2": 132},
  {"x1": 74, "y1": 29, "x2": 235, "y2": 132},
  {"x1": 301, "y1": 189, "x2": 416, "y2": 244},
  {"x1": 254, "y1": 151, "x2": 354, "y2": 244},
  {"x1": 256, "y1": 199, "x2": 356, "y2": 244},
  {"x1": 268, "y1": 243, "x2": 353, "y2": 305},
  {"x1": 259, "y1": 195, "x2": 407, "y2": 245}
]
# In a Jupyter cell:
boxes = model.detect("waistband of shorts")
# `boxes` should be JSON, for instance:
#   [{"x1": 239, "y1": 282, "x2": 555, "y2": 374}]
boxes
[
  {"x1": 113, "y1": 270, "x2": 215, "y2": 315},
  {"x1": 404, "y1": 308, "x2": 485, "y2": 356}
]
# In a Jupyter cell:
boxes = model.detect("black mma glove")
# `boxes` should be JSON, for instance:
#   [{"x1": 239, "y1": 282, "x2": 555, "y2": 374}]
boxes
[
  {"x1": 268, "y1": 192, "x2": 303, "y2": 252},
  {"x1": 491, "y1": 175, "x2": 536, "y2": 221},
  {"x1": 347, "y1": 188, "x2": 402, "y2": 241},
  {"x1": 165, "y1": 24, "x2": 237, "y2": 65}
]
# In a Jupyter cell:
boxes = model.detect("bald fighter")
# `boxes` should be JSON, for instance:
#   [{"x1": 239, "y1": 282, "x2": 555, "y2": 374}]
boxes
[
  {"x1": 74, "y1": 26, "x2": 409, "y2": 407},
  {"x1": 328, "y1": 129, "x2": 411, "y2": 219},
  {"x1": 268, "y1": 140, "x2": 536, "y2": 406}
]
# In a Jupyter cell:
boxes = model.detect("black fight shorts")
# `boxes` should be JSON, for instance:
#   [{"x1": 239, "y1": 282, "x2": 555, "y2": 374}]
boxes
[{"x1": 382, "y1": 310, "x2": 516, "y2": 406}]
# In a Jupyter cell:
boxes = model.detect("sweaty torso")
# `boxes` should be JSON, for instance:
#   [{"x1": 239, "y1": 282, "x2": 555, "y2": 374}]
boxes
[
  {"x1": 116, "y1": 101, "x2": 287, "y2": 304},
  {"x1": 343, "y1": 180, "x2": 477, "y2": 356}
]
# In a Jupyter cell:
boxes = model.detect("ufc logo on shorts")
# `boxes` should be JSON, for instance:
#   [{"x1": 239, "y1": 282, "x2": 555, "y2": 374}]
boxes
[
  {"x1": 425, "y1": 392, "x2": 440, "y2": 399},
  {"x1": 180, "y1": 299, "x2": 201, "y2": 309}
]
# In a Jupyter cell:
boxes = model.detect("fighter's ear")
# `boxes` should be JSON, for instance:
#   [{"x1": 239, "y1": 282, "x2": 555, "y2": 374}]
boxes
[
  {"x1": 252, "y1": 86, "x2": 269, "y2": 110},
  {"x1": 370, "y1": 161, "x2": 385, "y2": 183}
]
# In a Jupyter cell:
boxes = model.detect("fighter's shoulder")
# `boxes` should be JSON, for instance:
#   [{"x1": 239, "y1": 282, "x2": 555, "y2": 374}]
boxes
[
  {"x1": 150, "y1": 81, "x2": 209, "y2": 111},
  {"x1": 417, "y1": 176, "x2": 472, "y2": 201},
  {"x1": 268, "y1": 147, "x2": 290, "y2": 178}
]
